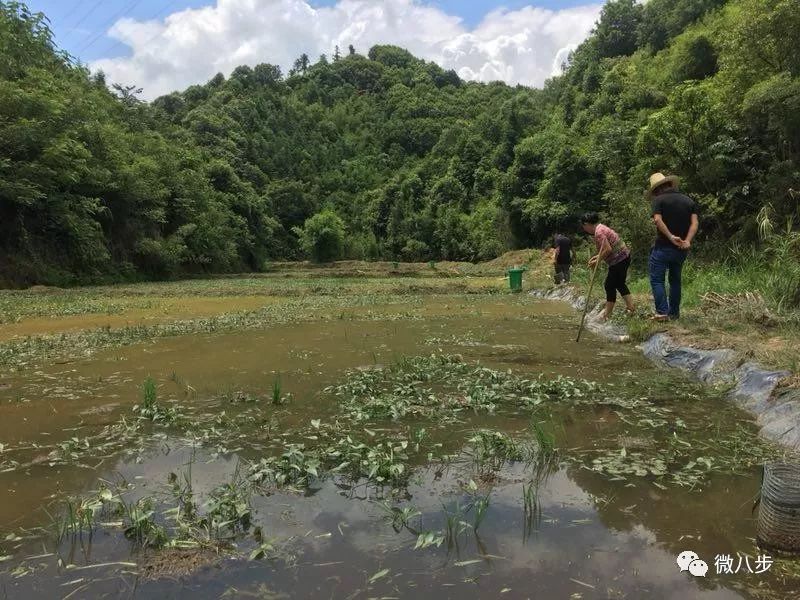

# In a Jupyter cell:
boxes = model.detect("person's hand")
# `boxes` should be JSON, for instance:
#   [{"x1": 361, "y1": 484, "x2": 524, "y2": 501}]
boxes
[
  {"x1": 679, "y1": 239, "x2": 691, "y2": 250},
  {"x1": 670, "y1": 234, "x2": 683, "y2": 247},
  {"x1": 588, "y1": 255, "x2": 599, "y2": 268}
]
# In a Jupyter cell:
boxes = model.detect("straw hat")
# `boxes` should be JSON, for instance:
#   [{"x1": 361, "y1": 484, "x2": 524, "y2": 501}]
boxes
[{"x1": 647, "y1": 172, "x2": 680, "y2": 198}]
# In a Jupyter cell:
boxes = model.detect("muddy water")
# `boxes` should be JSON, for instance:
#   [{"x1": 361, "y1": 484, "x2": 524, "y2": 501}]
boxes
[
  {"x1": 0, "y1": 295, "x2": 797, "y2": 599},
  {"x1": 0, "y1": 295, "x2": 279, "y2": 341}
]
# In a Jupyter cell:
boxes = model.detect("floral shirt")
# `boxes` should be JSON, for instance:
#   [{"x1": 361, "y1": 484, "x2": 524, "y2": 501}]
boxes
[{"x1": 594, "y1": 223, "x2": 629, "y2": 266}]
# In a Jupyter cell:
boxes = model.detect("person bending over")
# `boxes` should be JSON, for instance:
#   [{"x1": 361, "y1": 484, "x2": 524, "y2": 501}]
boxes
[{"x1": 581, "y1": 212, "x2": 634, "y2": 322}]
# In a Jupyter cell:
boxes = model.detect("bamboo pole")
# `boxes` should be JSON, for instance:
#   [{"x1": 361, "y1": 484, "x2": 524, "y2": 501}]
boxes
[{"x1": 576, "y1": 256, "x2": 601, "y2": 342}]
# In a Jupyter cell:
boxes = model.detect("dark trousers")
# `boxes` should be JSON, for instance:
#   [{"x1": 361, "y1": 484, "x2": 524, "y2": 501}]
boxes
[
  {"x1": 554, "y1": 263, "x2": 571, "y2": 284},
  {"x1": 649, "y1": 245, "x2": 688, "y2": 318},
  {"x1": 604, "y1": 256, "x2": 631, "y2": 302}
]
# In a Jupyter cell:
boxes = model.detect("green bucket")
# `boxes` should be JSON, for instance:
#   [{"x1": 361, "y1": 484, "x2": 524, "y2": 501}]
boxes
[{"x1": 507, "y1": 267, "x2": 526, "y2": 292}]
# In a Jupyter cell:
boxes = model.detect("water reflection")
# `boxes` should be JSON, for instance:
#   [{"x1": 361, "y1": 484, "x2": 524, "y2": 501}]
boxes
[{"x1": 0, "y1": 297, "x2": 795, "y2": 598}]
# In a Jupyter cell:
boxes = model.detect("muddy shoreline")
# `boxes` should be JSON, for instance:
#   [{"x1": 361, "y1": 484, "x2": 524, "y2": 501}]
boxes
[{"x1": 531, "y1": 286, "x2": 800, "y2": 451}]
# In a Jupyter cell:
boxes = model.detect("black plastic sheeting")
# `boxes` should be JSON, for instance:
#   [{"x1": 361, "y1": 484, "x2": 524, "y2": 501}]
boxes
[
  {"x1": 533, "y1": 288, "x2": 800, "y2": 450},
  {"x1": 644, "y1": 335, "x2": 798, "y2": 449},
  {"x1": 530, "y1": 287, "x2": 630, "y2": 342},
  {"x1": 640, "y1": 333, "x2": 737, "y2": 384}
]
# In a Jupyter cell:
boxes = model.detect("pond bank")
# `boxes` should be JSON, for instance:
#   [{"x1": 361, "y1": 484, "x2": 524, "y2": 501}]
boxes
[{"x1": 531, "y1": 286, "x2": 800, "y2": 451}]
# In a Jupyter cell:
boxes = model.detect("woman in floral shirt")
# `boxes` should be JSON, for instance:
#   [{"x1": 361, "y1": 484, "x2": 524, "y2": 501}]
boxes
[{"x1": 581, "y1": 212, "x2": 635, "y2": 321}]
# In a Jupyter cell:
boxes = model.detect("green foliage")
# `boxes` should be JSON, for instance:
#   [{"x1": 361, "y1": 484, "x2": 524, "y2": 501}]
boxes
[
  {"x1": 248, "y1": 444, "x2": 322, "y2": 487},
  {"x1": 328, "y1": 354, "x2": 599, "y2": 423},
  {"x1": 55, "y1": 495, "x2": 103, "y2": 540},
  {"x1": 593, "y1": 0, "x2": 643, "y2": 58},
  {"x1": 293, "y1": 210, "x2": 346, "y2": 262},
  {"x1": 671, "y1": 33, "x2": 718, "y2": 82},
  {"x1": 638, "y1": 0, "x2": 726, "y2": 51},
  {"x1": 134, "y1": 376, "x2": 177, "y2": 423},
  {"x1": 753, "y1": 205, "x2": 800, "y2": 308},
  {"x1": 367, "y1": 45, "x2": 419, "y2": 69},
  {"x1": 202, "y1": 478, "x2": 252, "y2": 534},
  {"x1": 468, "y1": 429, "x2": 531, "y2": 471},
  {"x1": 1, "y1": 0, "x2": 799, "y2": 297},
  {"x1": 123, "y1": 497, "x2": 168, "y2": 548}
]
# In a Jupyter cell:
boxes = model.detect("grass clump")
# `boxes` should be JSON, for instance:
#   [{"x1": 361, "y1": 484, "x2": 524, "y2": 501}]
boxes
[
  {"x1": 468, "y1": 430, "x2": 530, "y2": 472},
  {"x1": 54, "y1": 495, "x2": 104, "y2": 541},
  {"x1": 271, "y1": 377, "x2": 291, "y2": 406},
  {"x1": 530, "y1": 420, "x2": 555, "y2": 457},
  {"x1": 134, "y1": 377, "x2": 178, "y2": 423}
]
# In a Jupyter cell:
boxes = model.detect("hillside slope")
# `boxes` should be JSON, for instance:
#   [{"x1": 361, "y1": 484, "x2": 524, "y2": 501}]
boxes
[{"x1": 1, "y1": 0, "x2": 798, "y2": 290}]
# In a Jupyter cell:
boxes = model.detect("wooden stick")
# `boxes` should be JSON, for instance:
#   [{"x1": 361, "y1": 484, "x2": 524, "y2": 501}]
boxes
[{"x1": 576, "y1": 256, "x2": 602, "y2": 342}]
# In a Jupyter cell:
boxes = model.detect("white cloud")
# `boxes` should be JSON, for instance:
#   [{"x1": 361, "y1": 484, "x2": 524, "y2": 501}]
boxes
[{"x1": 91, "y1": 0, "x2": 602, "y2": 99}]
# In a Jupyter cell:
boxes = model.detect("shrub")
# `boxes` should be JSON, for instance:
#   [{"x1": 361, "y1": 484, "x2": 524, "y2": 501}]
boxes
[{"x1": 293, "y1": 210, "x2": 346, "y2": 262}]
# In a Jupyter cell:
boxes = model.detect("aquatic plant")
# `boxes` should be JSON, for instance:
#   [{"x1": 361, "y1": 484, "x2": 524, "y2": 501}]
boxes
[
  {"x1": 323, "y1": 436, "x2": 411, "y2": 486},
  {"x1": 377, "y1": 502, "x2": 422, "y2": 533},
  {"x1": 468, "y1": 429, "x2": 531, "y2": 474},
  {"x1": 530, "y1": 419, "x2": 555, "y2": 457},
  {"x1": 471, "y1": 494, "x2": 490, "y2": 531},
  {"x1": 134, "y1": 376, "x2": 178, "y2": 423},
  {"x1": 271, "y1": 377, "x2": 290, "y2": 406},
  {"x1": 329, "y1": 354, "x2": 601, "y2": 423},
  {"x1": 163, "y1": 462, "x2": 199, "y2": 539},
  {"x1": 249, "y1": 537, "x2": 279, "y2": 560},
  {"x1": 202, "y1": 481, "x2": 252, "y2": 536},
  {"x1": 414, "y1": 530, "x2": 445, "y2": 550},
  {"x1": 49, "y1": 436, "x2": 91, "y2": 463},
  {"x1": 248, "y1": 444, "x2": 321, "y2": 487},
  {"x1": 522, "y1": 482, "x2": 541, "y2": 542},
  {"x1": 142, "y1": 376, "x2": 157, "y2": 410},
  {"x1": 53, "y1": 495, "x2": 103, "y2": 541},
  {"x1": 122, "y1": 497, "x2": 168, "y2": 548}
]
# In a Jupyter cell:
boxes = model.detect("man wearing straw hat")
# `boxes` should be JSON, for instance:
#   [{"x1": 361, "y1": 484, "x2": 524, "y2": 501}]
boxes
[{"x1": 647, "y1": 172, "x2": 698, "y2": 321}]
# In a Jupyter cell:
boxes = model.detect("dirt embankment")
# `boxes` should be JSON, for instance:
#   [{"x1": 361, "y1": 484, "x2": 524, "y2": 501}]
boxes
[{"x1": 262, "y1": 250, "x2": 540, "y2": 278}]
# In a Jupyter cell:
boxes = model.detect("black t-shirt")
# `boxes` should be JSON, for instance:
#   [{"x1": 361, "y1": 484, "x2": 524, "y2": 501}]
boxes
[
  {"x1": 651, "y1": 190, "x2": 697, "y2": 247},
  {"x1": 553, "y1": 234, "x2": 572, "y2": 265}
]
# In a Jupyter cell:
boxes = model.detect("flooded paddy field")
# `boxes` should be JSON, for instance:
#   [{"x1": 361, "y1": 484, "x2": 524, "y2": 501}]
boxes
[{"x1": 0, "y1": 274, "x2": 798, "y2": 599}]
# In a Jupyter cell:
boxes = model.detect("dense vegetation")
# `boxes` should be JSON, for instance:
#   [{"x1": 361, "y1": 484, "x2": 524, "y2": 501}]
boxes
[{"x1": 1, "y1": 0, "x2": 798, "y2": 297}]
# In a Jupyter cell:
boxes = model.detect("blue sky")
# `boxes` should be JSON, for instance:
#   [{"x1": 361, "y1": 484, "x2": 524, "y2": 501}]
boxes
[{"x1": 27, "y1": 0, "x2": 594, "y2": 62}]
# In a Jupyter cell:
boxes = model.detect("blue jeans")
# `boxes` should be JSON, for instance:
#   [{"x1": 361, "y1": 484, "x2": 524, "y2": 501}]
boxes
[{"x1": 649, "y1": 245, "x2": 688, "y2": 318}]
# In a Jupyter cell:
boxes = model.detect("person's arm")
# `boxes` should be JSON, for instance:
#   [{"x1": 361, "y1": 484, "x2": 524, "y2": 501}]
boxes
[
  {"x1": 652, "y1": 196, "x2": 684, "y2": 247},
  {"x1": 680, "y1": 213, "x2": 699, "y2": 249},
  {"x1": 653, "y1": 214, "x2": 683, "y2": 247},
  {"x1": 589, "y1": 238, "x2": 612, "y2": 266}
]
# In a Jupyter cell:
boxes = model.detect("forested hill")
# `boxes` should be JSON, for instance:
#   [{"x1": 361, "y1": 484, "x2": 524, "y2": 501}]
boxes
[{"x1": 1, "y1": 0, "x2": 798, "y2": 286}]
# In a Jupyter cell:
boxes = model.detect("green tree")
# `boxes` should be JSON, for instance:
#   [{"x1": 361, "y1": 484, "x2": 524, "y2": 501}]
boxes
[
  {"x1": 293, "y1": 210, "x2": 346, "y2": 262},
  {"x1": 594, "y1": 0, "x2": 643, "y2": 58}
]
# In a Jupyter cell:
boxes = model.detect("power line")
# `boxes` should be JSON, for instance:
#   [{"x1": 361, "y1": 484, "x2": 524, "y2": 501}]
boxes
[
  {"x1": 76, "y1": 0, "x2": 147, "y2": 54},
  {"x1": 54, "y1": 0, "x2": 85, "y2": 26},
  {"x1": 57, "y1": 0, "x2": 88, "y2": 25},
  {"x1": 64, "y1": 0, "x2": 104, "y2": 38}
]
